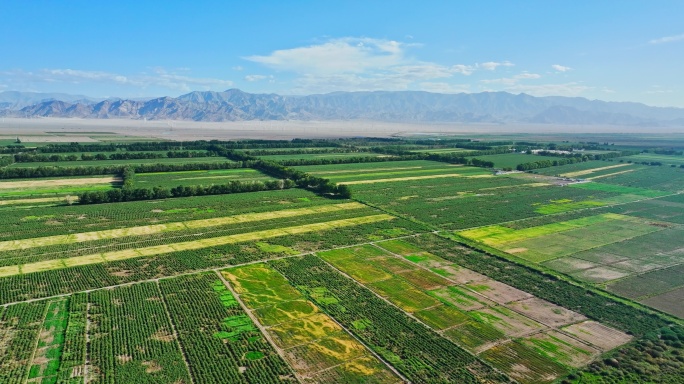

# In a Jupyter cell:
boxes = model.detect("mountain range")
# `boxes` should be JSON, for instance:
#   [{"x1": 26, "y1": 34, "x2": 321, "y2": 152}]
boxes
[{"x1": 1, "y1": 89, "x2": 683, "y2": 126}]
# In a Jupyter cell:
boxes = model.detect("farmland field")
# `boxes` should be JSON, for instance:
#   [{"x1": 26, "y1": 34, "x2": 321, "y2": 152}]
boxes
[{"x1": 0, "y1": 137, "x2": 682, "y2": 383}]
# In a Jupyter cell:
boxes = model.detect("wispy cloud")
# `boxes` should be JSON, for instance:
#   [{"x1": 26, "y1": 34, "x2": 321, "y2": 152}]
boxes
[
  {"x1": 649, "y1": 33, "x2": 684, "y2": 44},
  {"x1": 481, "y1": 72, "x2": 541, "y2": 86},
  {"x1": 551, "y1": 64, "x2": 572, "y2": 72},
  {"x1": 244, "y1": 74, "x2": 275, "y2": 83},
  {"x1": 479, "y1": 61, "x2": 514, "y2": 71},
  {"x1": 245, "y1": 37, "x2": 510, "y2": 93},
  {"x1": 0, "y1": 68, "x2": 233, "y2": 92}
]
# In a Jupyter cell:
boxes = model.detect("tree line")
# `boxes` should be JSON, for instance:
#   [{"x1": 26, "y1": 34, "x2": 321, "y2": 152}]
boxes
[
  {"x1": 0, "y1": 161, "x2": 242, "y2": 180},
  {"x1": 223, "y1": 149, "x2": 351, "y2": 198},
  {"x1": 14, "y1": 151, "x2": 215, "y2": 163},
  {"x1": 516, "y1": 151, "x2": 633, "y2": 172},
  {"x1": 78, "y1": 179, "x2": 292, "y2": 204}
]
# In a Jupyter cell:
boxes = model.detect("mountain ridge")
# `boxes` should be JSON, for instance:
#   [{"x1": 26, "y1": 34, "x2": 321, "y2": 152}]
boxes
[{"x1": 2, "y1": 89, "x2": 683, "y2": 126}]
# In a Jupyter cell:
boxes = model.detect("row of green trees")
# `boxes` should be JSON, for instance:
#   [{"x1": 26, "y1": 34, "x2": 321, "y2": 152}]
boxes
[
  {"x1": 0, "y1": 161, "x2": 243, "y2": 179},
  {"x1": 14, "y1": 150, "x2": 214, "y2": 162},
  {"x1": 0, "y1": 155, "x2": 14, "y2": 167},
  {"x1": 223, "y1": 149, "x2": 352, "y2": 198},
  {"x1": 517, "y1": 151, "x2": 632, "y2": 171},
  {"x1": 78, "y1": 179, "x2": 291, "y2": 204}
]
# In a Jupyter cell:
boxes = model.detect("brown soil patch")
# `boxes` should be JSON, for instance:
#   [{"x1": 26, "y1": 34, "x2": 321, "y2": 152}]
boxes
[
  {"x1": 117, "y1": 355, "x2": 132, "y2": 363},
  {"x1": 507, "y1": 297, "x2": 587, "y2": 327},
  {"x1": 109, "y1": 269, "x2": 132, "y2": 277},
  {"x1": 562, "y1": 321, "x2": 632, "y2": 351},
  {"x1": 32, "y1": 355, "x2": 50, "y2": 365},
  {"x1": 151, "y1": 330, "x2": 175, "y2": 342},
  {"x1": 560, "y1": 163, "x2": 631, "y2": 178},
  {"x1": 143, "y1": 361, "x2": 163, "y2": 373},
  {"x1": 505, "y1": 248, "x2": 528, "y2": 254},
  {"x1": 0, "y1": 176, "x2": 121, "y2": 189},
  {"x1": 465, "y1": 279, "x2": 534, "y2": 304}
]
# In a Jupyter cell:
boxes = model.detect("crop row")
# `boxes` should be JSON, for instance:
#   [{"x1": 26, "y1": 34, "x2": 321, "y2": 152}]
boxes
[
  {"x1": 412, "y1": 234, "x2": 671, "y2": 336},
  {"x1": 87, "y1": 282, "x2": 191, "y2": 383},
  {"x1": 159, "y1": 273, "x2": 295, "y2": 383},
  {"x1": 269, "y1": 255, "x2": 511, "y2": 384},
  {"x1": 0, "y1": 188, "x2": 330, "y2": 241},
  {"x1": 0, "y1": 208, "x2": 374, "y2": 268},
  {"x1": 0, "y1": 214, "x2": 424, "y2": 304}
]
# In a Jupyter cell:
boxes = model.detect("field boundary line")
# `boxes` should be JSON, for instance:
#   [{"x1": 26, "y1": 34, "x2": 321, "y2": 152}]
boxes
[
  {"x1": 449, "y1": 190, "x2": 683, "y2": 233},
  {"x1": 214, "y1": 270, "x2": 305, "y2": 384},
  {"x1": 263, "y1": 264, "x2": 411, "y2": 383},
  {"x1": 155, "y1": 281, "x2": 196, "y2": 384},
  {"x1": 0, "y1": 202, "x2": 366, "y2": 252},
  {"x1": 0, "y1": 230, "x2": 431, "y2": 308},
  {"x1": 316, "y1": 256, "x2": 508, "y2": 382},
  {"x1": 83, "y1": 301, "x2": 91, "y2": 384},
  {"x1": 1, "y1": 210, "x2": 366, "y2": 264},
  {"x1": 370, "y1": 241, "x2": 612, "y2": 358},
  {"x1": 0, "y1": 214, "x2": 395, "y2": 278}
]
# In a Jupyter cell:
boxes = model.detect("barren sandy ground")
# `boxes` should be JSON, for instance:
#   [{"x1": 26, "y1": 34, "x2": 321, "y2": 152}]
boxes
[{"x1": 2, "y1": 117, "x2": 684, "y2": 141}]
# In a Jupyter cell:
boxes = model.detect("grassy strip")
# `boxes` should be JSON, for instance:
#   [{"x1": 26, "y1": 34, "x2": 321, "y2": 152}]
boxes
[{"x1": 340, "y1": 173, "x2": 491, "y2": 185}]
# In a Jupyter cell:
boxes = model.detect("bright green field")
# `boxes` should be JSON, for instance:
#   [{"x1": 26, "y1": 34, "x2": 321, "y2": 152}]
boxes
[{"x1": 134, "y1": 168, "x2": 275, "y2": 188}]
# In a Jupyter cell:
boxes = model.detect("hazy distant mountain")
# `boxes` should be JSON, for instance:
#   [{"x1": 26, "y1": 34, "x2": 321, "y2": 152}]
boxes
[
  {"x1": 0, "y1": 91, "x2": 103, "y2": 110},
  {"x1": 3, "y1": 89, "x2": 684, "y2": 126}
]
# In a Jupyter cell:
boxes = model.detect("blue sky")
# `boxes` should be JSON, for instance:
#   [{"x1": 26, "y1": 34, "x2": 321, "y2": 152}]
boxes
[{"x1": 1, "y1": 1, "x2": 683, "y2": 106}]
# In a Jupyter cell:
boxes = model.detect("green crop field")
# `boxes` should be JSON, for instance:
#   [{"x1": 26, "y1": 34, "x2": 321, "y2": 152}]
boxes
[{"x1": 0, "y1": 137, "x2": 682, "y2": 383}]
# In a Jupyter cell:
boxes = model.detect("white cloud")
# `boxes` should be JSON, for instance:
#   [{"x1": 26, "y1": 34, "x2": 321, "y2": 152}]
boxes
[
  {"x1": 551, "y1": 64, "x2": 572, "y2": 72},
  {"x1": 232, "y1": 66, "x2": 244, "y2": 71},
  {"x1": 649, "y1": 33, "x2": 684, "y2": 44},
  {"x1": 245, "y1": 75, "x2": 267, "y2": 82},
  {"x1": 244, "y1": 75, "x2": 275, "y2": 83},
  {"x1": 245, "y1": 37, "x2": 503, "y2": 93},
  {"x1": 245, "y1": 37, "x2": 405, "y2": 74},
  {"x1": 1, "y1": 68, "x2": 233, "y2": 92},
  {"x1": 479, "y1": 61, "x2": 514, "y2": 70}
]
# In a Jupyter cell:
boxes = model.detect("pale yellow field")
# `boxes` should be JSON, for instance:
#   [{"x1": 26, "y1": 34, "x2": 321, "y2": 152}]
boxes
[
  {"x1": 0, "y1": 176, "x2": 120, "y2": 189},
  {"x1": 314, "y1": 166, "x2": 424, "y2": 175},
  {"x1": 6, "y1": 214, "x2": 394, "y2": 277},
  {"x1": 0, "y1": 202, "x2": 366, "y2": 252},
  {"x1": 339, "y1": 173, "x2": 492, "y2": 185},
  {"x1": 586, "y1": 169, "x2": 636, "y2": 180},
  {"x1": 0, "y1": 196, "x2": 75, "y2": 205},
  {"x1": 560, "y1": 163, "x2": 631, "y2": 178}
]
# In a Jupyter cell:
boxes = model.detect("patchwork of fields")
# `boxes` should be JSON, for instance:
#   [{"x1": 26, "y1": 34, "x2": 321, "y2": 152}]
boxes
[{"x1": 1, "y1": 138, "x2": 682, "y2": 383}]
